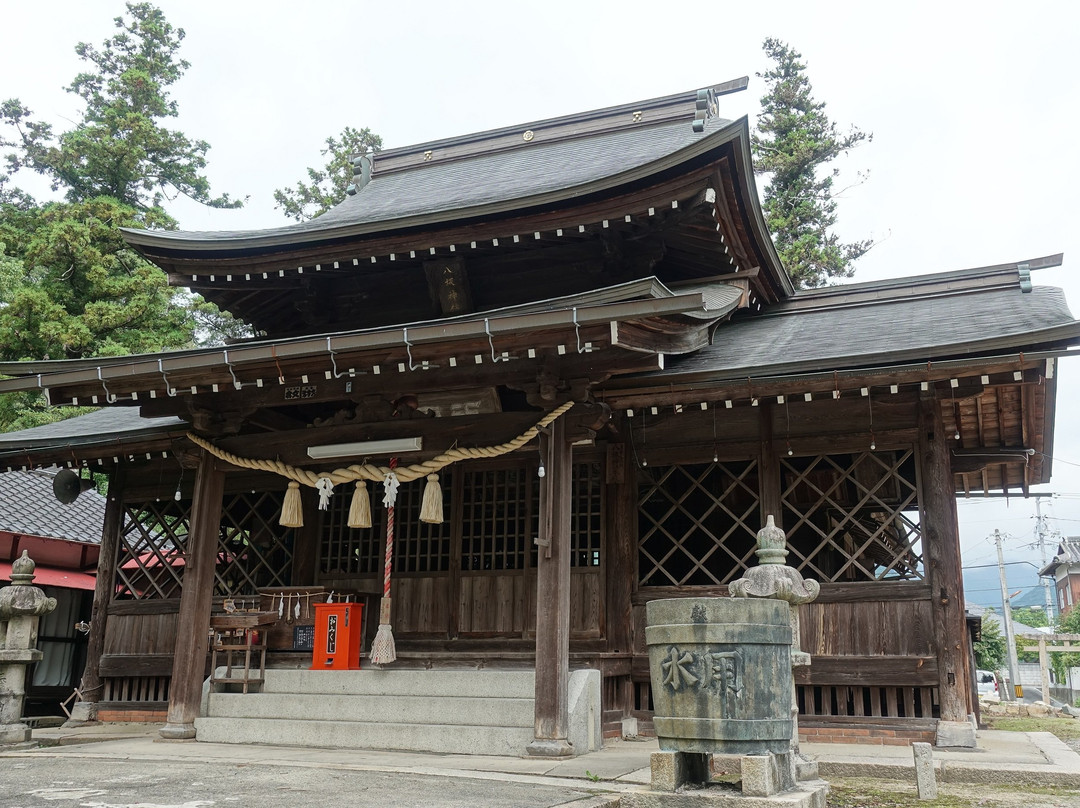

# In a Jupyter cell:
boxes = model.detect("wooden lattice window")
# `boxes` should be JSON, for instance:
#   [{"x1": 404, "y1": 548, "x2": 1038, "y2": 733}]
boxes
[
  {"x1": 781, "y1": 449, "x2": 924, "y2": 582},
  {"x1": 393, "y1": 474, "x2": 452, "y2": 573},
  {"x1": 572, "y1": 461, "x2": 603, "y2": 568},
  {"x1": 320, "y1": 488, "x2": 381, "y2": 576},
  {"x1": 214, "y1": 492, "x2": 295, "y2": 596},
  {"x1": 116, "y1": 501, "x2": 189, "y2": 599},
  {"x1": 637, "y1": 460, "x2": 760, "y2": 586},
  {"x1": 319, "y1": 477, "x2": 453, "y2": 575},
  {"x1": 462, "y1": 466, "x2": 531, "y2": 571}
]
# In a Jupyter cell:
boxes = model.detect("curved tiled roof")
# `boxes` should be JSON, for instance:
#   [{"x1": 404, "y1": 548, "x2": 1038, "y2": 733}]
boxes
[
  {"x1": 122, "y1": 115, "x2": 742, "y2": 251},
  {"x1": 638, "y1": 285, "x2": 1079, "y2": 382},
  {"x1": 0, "y1": 469, "x2": 106, "y2": 545}
]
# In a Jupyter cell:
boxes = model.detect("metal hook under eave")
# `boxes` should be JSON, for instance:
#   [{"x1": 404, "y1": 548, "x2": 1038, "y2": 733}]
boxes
[
  {"x1": 573, "y1": 307, "x2": 585, "y2": 354},
  {"x1": 327, "y1": 337, "x2": 347, "y2": 378},
  {"x1": 97, "y1": 367, "x2": 118, "y2": 404},
  {"x1": 403, "y1": 327, "x2": 420, "y2": 371},
  {"x1": 485, "y1": 318, "x2": 503, "y2": 362},
  {"x1": 158, "y1": 358, "x2": 177, "y2": 396},
  {"x1": 223, "y1": 349, "x2": 242, "y2": 390}
]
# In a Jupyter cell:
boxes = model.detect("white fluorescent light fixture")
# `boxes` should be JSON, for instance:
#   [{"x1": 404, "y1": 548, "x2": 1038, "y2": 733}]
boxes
[{"x1": 307, "y1": 437, "x2": 423, "y2": 460}]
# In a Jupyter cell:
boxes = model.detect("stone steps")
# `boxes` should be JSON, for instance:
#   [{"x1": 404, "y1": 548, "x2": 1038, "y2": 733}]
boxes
[{"x1": 196, "y1": 668, "x2": 601, "y2": 757}]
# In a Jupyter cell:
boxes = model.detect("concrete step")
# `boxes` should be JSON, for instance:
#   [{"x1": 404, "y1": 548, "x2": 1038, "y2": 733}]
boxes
[
  {"x1": 206, "y1": 691, "x2": 534, "y2": 727},
  {"x1": 193, "y1": 716, "x2": 535, "y2": 756},
  {"x1": 256, "y1": 668, "x2": 536, "y2": 699}
]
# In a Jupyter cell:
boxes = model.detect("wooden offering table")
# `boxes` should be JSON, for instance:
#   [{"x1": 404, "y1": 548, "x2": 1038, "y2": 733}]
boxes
[{"x1": 209, "y1": 611, "x2": 278, "y2": 693}]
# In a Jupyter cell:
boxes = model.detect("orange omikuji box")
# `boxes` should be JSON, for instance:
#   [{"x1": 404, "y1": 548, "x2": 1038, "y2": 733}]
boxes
[{"x1": 310, "y1": 602, "x2": 363, "y2": 670}]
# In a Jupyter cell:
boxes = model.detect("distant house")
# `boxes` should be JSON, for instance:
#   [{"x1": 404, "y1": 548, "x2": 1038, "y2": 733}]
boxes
[
  {"x1": 1039, "y1": 538, "x2": 1080, "y2": 615},
  {"x1": 0, "y1": 469, "x2": 104, "y2": 715}
]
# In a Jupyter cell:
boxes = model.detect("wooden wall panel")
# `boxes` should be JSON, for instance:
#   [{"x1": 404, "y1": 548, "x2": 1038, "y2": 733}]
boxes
[
  {"x1": 103, "y1": 612, "x2": 179, "y2": 656},
  {"x1": 459, "y1": 573, "x2": 525, "y2": 635},
  {"x1": 570, "y1": 570, "x2": 602, "y2": 638},
  {"x1": 393, "y1": 576, "x2": 451, "y2": 635},
  {"x1": 801, "y1": 600, "x2": 932, "y2": 656}
]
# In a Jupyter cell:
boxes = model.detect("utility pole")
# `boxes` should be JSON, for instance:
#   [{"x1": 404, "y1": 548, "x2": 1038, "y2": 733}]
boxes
[
  {"x1": 1035, "y1": 498, "x2": 1057, "y2": 621},
  {"x1": 995, "y1": 529, "x2": 1021, "y2": 701}
]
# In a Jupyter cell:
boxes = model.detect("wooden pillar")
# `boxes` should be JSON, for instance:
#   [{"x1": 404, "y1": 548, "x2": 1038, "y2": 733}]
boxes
[
  {"x1": 290, "y1": 487, "x2": 320, "y2": 586},
  {"x1": 74, "y1": 466, "x2": 126, "y2": 719},
  {"x1": 918, "y1": 393, "x2": 971, "y2": 724},
  {"x1": 758, "y1": 403, "x2": 782, "y2": 529},
  {"x1": 527, "y1": 416, "x2": 573, "y2": 757},
  {"x1": 605, "y1": 433, "x2": 635, "y2": 655},
  {"x1": 160, "y1": 451, "x2": 224, "y2": 739}
]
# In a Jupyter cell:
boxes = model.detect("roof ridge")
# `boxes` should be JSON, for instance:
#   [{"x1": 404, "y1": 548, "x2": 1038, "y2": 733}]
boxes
[
  {"x1": 764, "y1": 255, "x2": 1064, "y2": 316},
  {"x1": 372, "y1": 78, "x2": 748, "y2": 177}
]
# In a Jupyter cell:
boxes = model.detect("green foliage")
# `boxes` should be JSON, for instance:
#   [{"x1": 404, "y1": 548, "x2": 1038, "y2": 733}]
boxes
[
  {"x1": 751, "y1": 38, "x2": 874, "y2": 289},
  {"x1": 973, "y1": 613, "x2": 1007, "y2": 671},
  {"x1": 274, "y1": 126, "x2": 382, "y2": 222},
  {"x1": 1050, "y1": 607, "x2": 1080, "y2": 680},
  {"x1": 1057, "y1": 606, "x2": 1080, "y2": 634},
  {"x1": 1012, "y1": 606, "x2": 1050, "y2": 629},
  {"x1": 1, "y1": 2, "x2": 242, "y2": 220},
  {"x1": 0, "y1": 197, "x2": 194, "y2": 360},
  {"x1": 0, "y1": 3, "x2": 251, "y2": 433}
]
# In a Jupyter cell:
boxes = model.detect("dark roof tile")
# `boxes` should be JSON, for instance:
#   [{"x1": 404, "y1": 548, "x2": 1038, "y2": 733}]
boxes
[{"x1": 0, "y1": 469, "x2": 106, "y2": 544}]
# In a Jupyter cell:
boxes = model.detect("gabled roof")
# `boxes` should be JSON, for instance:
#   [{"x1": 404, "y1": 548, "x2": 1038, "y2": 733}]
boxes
[
  {"x1": 123, "y1": 81, "x2": 759, "y2": 254},
  {"x1": 0, "y1": 469, "x2": 106, "y2": 545}
]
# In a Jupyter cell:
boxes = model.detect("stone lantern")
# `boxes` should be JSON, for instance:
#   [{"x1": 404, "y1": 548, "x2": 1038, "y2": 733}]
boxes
[{"x1": 0, "y1": 551, "x2": 58, "y2": 744}]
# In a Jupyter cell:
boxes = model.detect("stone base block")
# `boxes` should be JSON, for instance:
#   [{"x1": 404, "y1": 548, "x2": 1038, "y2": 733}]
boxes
[
  {"x1": 623, "y1": 717, "x2": 640, "y2": 739},
  {"x1": 525, "y1": 738, "x2": 574, "y2": 758},
  {"x1": 794, "y1": 755, "x2": 818, "y2": 782},
  {"x1": 66, "y1": 701, "x2": 98, "y2": 724},
  {"x1": 0, "y1": 722, "x2": 31, "y2": 744},
  {"x1": 159, "y1": 722, "x2": 196, "y2": 740},
  {"x1": 935, "y1": 720, "x2": 976, "y2": 748},
  {"x1": 621, "y1": 780, "x2": 830, "y2": 808},
  {"x1": 742, "y1": 753, "x2": 796, "y2": 797},
  {"x1": 651, "y1": 750, "x2": 710, "y2": 791}
]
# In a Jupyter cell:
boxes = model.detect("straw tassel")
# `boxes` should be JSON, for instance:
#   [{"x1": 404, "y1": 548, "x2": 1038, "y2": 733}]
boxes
[
  {"x1": 419, "y1": 473, "x2": 443, "y2": 524},
  {"x1": 280, "y1": 481, "x2": 303, "y2": 527},
  {"x1": 347, "y1": 480, "x2": 371, "y2": 528},
  {"x1": 370, "y1": 596, "x2": 396, "y2": 666}
]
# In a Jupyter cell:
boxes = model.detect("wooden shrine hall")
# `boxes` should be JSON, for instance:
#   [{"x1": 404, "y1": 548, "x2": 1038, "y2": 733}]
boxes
[{"x1": 1, "y1": 80, "x2": 1078, "y2": 752}]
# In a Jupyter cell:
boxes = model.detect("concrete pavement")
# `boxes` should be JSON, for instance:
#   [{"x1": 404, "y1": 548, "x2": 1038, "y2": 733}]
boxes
[{"x1": 3, "y1": 723, "x2": 1080, "y2": 800}]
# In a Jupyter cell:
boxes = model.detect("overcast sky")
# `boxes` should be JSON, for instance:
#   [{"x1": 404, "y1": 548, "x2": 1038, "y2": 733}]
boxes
[{"x1": 4, "y1": 0, "x2": 1078, "y2": 607}]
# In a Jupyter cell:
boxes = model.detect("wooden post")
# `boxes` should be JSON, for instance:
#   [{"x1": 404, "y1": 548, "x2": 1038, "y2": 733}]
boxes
[
  {"x1": 759, "y1": 403, "x2": 782, "y2": 528},
  {"x1": 160, "y1": 451, "x2": 224, "y2": 739},
  {"x1": 290, "y1": 487, "x2": 320, "y2": 586},
  {"x1": 605, "y1": 435, "x2": 635, "y2": 654},
  {"x1": 527, "y1": 416, "x2": 573, "y2": 757},
  {"x1": 918, "y1": 393, "x2": 973, "y2": 737},
  {"x1": 1039, "y1": 637, "x2": 1052, "y2": 706},
  {"x1": 71, "y1": 466, "x2": 126, "y2": 720}
]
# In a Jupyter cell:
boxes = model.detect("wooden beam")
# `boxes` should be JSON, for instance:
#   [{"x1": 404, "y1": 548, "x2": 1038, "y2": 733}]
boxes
[
  {"x1": 528, "y1": 416, "x2": 573, "y2": 756},
  {"x1": 160, "y1": 451, "x2": 224, "y2": 739}
]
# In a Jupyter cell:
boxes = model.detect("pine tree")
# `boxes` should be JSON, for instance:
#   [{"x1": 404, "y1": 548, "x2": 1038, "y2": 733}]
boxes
[
  {"x1": 0, "y1": 3, "x2": 247, "y2": 431},
  {"x1": 275, "y1": 127, "x2": 382, "y2": 222},
  {"x1": 752, "y1": 38, "x2": 874, "y2": 289}
]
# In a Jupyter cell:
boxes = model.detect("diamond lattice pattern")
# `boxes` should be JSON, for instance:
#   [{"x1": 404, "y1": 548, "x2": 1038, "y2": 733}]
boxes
[
  {"x1": 780, "y1": 450, "x2": 923, "y2": 582},
  {"x1": 638, "y1": 461, "x2": 760, "y2": 586}
]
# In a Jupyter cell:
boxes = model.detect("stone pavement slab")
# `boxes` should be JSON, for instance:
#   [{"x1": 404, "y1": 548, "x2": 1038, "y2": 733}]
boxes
[{"x1": 6, "y1": 723, "x2": 1080, "y2": 792}]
